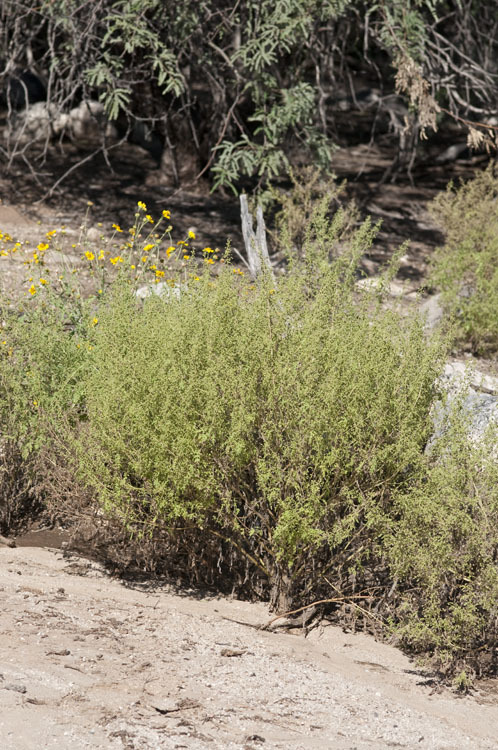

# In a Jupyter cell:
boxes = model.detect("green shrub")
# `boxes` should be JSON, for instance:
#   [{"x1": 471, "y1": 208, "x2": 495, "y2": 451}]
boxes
[
  {"x1": 0, "y1": 293, "x2": 93, "y2": 532},
  {"x1": 265, "y1": 166, "x2": 359, "y2": 263},
  {"x1": 429, "y1": 167, "x2": 498, "y2": 356},
  {"x1": 0, "y1": 199, "x2": 183, "y2": 531},
  {"x1": 385, "y1": 419, "x2": 498, "y2": 678},
  {"x1": 72, "y1": 210, "x2": 446, "y2": 610}
]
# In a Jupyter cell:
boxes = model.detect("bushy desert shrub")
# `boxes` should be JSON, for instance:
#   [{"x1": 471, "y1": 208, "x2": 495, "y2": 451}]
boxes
[
  {"x1": 0, "y1": 201, "x2": 190, "y2": 531},
  {"x1": 71, "y1": 210, "x2": 445, "y2": 607},
  {"x1": 266, "y1": 166, "x2": 359, "y2": 263},
  {"x1": 378, "y1": 392, "x2": 498, "y2": 678},
  {"x1": 0, "y1": 294, "x2": 92, "y2": 531},
  {"x1": 429, "y1": 167, "x2": 498, "y2": 356}
]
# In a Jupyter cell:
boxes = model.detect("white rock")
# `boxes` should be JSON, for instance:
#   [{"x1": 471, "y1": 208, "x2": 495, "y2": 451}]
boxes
[
  {"x1": 135, "y1": 281, "x2": 183, "y2": 300},
  {"x1": 4, "y1": 102, "x2": 60, "y2": 144},
  {"x1": 54, "y1": 100, "x2": 118, "y2": 142}
]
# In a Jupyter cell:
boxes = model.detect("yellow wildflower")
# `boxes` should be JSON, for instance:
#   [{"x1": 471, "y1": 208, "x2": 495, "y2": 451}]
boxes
[
  {"x1": 131, "y1": 264, "x2": 136, "y2": 270},
  {"x1": 166, "y1": 246, "x2": 175, "y2": 257},
  {"x1": 46, "y1": 230, "x2": 57, "y2": 237},
  {"x1": 143, "y1": 243, "x2": 155, "y2": 252},
  {"x1": 91, "y1": 317, "x2": 98, "y2": 326},
  {"x1": 146, "y1": 214, "x2": 154, "y2": 224},
  {"x1": 150, "y1": 264, "x2": 157, "y2": 270},
  {"x1": 162, "y1": 209, "x2": 171, "y2": 219},
  {"x1": 183, "y1": 254, "x2": 190, "y2": 260},
  {"x1": 40, "y1": 278, "x2": 48, "y2": 285},
  {"x1": 85, "y1": 251, "x2": 95, "y2": 261},
  {"x1": 155, "y1": 269, "x2": 165, "y2": 277},
  {"x1": 188, "y1": 230, "x2": 196, "y2": 240},
  {"x1": 141, "y1": 256, "x2": 147, "y2": 263},
  {"x1": 29, "y1": 284, "x2": 36, "y2": 295},
  {"x1": 112, "y1": 223, "x2": 123, "y2": 232},
  {"x1": 203, "y1": 247, "x2": 214, "y2": 253},
  {"x1": 37, "y1": 242, "x2": 49, "y2": 252},
  {"x1": 97, "y1": 289, "x2": 103, "y2": 295},
  {"x1": 137, "y1": 201, "x2": 147, "y2": 210},
  {"x1": 110, "y1": 256, "x2": 124, "y2": 265},
  {"x1": 204, "y1": 258, "x2": 214, "y2": 265},
  {"x1": 98, "y1": 250, "x2": 105, "y2": 260}
]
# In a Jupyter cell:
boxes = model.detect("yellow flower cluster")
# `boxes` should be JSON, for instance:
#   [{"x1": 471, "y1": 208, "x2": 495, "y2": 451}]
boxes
[{"x1": 10, "y1": 202, "x2": 224, "y2": 310}]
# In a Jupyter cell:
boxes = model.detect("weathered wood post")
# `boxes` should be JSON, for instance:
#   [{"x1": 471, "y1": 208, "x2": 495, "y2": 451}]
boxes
[{"x1": 240, "y1": 194, "x2": 274, "y2": 281}]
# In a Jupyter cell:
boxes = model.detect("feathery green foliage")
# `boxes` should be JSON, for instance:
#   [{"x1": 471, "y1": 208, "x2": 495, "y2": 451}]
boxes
[
  {"x1": 429, "y1": 167, "x2": 498, "y2": 356},
  {"x1": 2, "y1": 0, "x2": 497, "y2": 190}
]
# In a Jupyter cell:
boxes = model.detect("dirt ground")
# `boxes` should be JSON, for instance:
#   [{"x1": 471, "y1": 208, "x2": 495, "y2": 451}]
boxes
[
  {"x1": 1, "y1": 542, "x2": 498, "y2": 750},
  {"x1": 0, "y1": 138, "x2": 497, "y2": 749}
]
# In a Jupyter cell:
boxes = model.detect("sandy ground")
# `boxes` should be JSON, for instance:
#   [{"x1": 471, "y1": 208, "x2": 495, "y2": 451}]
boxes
[{"x1": 1, "y1": 544, "x2": 497, "y2": 750}]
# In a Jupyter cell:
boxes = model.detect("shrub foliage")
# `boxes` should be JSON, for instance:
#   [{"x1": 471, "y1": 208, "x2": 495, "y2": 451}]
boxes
[{"x1": 430, "y1": 167, "x2": 498, "y2": 356}]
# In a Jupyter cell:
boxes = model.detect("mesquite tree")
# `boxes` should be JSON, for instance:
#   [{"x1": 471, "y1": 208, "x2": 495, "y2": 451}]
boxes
[{"x1": 1, "y1": 0, "x2": 497, "y2": 190}]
